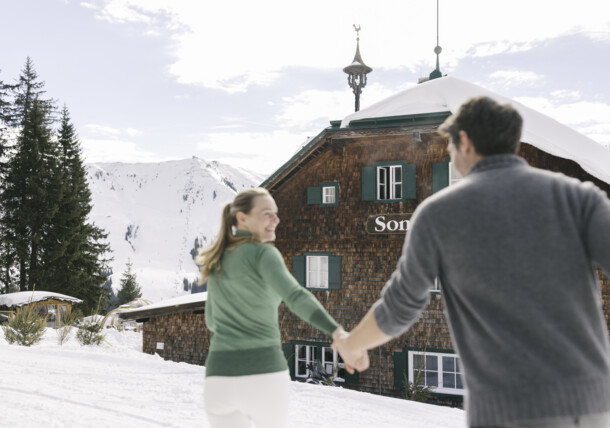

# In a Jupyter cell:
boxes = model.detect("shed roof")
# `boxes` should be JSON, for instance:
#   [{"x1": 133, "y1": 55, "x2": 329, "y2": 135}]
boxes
[
  {"x1": 0, "y1": 291, "x2": 83, "y2": 308},
  {"x1": 119, "y1": 292, "x2": 207, "y2": 321}
]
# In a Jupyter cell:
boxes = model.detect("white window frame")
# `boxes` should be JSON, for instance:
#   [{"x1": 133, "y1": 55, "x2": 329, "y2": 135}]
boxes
[
  {"x1": 306, "y1": 255, "x2": 329, "y2": 289},
  {"x1": 295, "y1": 345, "x2": 317, "y2": 378},
  {"x1": 408, "y1": 350, "x2": 464, "y2": 395},
  {"x1": 448, "y1": 162, "x2": 463, "y2": 186},
  {"x1": 321, "y1": 346, "x2": 346, "y2": 383},
  {"x1": 431, "y1": 277, "x2": 441, "y2": 294},
  {"x1": 377, "y1": 165, "x2": 402, "y2": 200},
  {"x1": 322, "y1": 186, "x2": 336, "y2": 204}
]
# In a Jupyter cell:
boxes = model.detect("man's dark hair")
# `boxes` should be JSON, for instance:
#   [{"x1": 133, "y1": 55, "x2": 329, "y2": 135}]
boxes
[{"x1": 438, "y1": 96, "x2": 523, "y2": 155}]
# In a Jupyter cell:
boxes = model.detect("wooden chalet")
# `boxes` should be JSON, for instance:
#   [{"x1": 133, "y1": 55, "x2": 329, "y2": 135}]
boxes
[
  {"x1": 0, "y1": 291, "x2": 82, "y2": 329},
  {"x1": 262, "y1": 76, "x2": 610, "y2": 403},
  {"x1": 119, "y1": 293, "x2": 209, "y2": 365}
]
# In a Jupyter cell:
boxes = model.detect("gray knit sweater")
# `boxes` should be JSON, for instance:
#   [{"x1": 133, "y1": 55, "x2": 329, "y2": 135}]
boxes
[{"x1": 373, "y1": 154, "x2": 610, "y2": 427}]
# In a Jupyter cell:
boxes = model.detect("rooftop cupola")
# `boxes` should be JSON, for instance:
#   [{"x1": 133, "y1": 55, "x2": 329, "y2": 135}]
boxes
[{"x1": 343, "y1": 25, "x2": 373, "y2": 112}]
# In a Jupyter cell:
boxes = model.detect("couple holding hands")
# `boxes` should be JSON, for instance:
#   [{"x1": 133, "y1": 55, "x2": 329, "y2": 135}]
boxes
[{"x1": 198, "y1": 97, "x2": 610, "y2": 428}]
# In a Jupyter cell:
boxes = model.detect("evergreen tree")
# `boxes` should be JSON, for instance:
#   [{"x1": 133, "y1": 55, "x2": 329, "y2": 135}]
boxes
[
  {"x1": 1, "y1": 97, "x2": 61, "y2": 291},
  {"x1": 0, "y1": 70, "x2": 14, "y2": 293},
  {"x1": 43, "y1": 106, "x2": 111, "y2": 314},
  {"x1": 117, "y1": 260, "x2": 142, "y2": 305},
  {"x1": 0, "y1": 59, "x2": 58, "y2": 292}
]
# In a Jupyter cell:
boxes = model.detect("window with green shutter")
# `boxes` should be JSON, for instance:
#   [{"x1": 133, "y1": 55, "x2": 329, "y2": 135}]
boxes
[
  {"x1": 292, "y1": 252, "x2": 341, "y2": 290},
  {"x1": 362, "y1": 161, "x2": 416, "y2": 202},
  {"x1": 307, "y1": 182, "x2": 339, "y2": 206}
]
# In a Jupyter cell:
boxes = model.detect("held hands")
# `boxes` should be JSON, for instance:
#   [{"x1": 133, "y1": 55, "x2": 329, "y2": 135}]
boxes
[{"x1": 331, "y1": 327, "x2": 370, "y2": 374}]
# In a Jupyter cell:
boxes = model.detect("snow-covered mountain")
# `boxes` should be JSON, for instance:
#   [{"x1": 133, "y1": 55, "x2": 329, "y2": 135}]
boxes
[{"x1": 86, "y1": 157, "x2": 266, "y2": 303}]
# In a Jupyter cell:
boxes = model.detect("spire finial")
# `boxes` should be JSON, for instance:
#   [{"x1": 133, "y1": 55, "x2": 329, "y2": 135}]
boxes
[
  {"x1": 343, "y1": 25, "x2": 372, "y2": 112},
  {"x1": 429, "y1": 0, "x2": 443, "y2": 80}
]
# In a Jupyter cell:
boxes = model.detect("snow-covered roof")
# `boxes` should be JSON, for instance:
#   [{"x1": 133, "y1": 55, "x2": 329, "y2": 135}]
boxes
[
  {"x1": 123, "y1": 292, "x2": 207, "y2": 316},
  {"x1": 341, "y1": 76, "x2": 610, "y2": 185},
  {"x1": 0, "y1": 291, "x2": 83, "y2": 308}
]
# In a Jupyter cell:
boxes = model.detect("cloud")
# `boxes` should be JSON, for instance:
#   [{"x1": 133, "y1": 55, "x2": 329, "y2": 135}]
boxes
[
  {"x1": 83, "y1": 124, "x2": 143, "y2": 139},
  {"x1": 194, "y1": 130, "x2": 310, "y2": 175},
  {"x1": 489, "y1": 70, "x2": 544, "y2": 87},
  {"x1": 81, "y1": 138, "x2": 169, "y2": 163},
  {"x1": 81, "y1": 0, "x2": 610, "y2": 93},
  {"x1": 514, "y1": 96, "x2": 610, "y2": 145},
  {"x1": 275, "y1": 82, "x2": 399, "y2": 130}
]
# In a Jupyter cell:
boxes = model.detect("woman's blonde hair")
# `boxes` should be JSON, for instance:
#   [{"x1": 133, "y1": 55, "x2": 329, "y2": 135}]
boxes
[{"x1": 196, "y1": 187, "x2": 271, "y2": 282}]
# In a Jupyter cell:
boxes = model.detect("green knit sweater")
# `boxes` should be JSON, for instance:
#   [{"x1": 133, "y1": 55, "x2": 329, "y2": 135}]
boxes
[{"x1": 204, "y1": 231, "x2": 339, "y2": 377}]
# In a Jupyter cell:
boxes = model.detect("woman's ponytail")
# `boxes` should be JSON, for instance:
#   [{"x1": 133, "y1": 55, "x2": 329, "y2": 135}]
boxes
[{"x1": 196, "y1": 187, "x2": 270, "y2": 283}]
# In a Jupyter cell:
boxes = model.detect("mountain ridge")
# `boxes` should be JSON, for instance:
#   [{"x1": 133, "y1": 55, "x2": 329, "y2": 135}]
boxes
[{"x1": 86, "y1": 156, "x2": 266, "y2": 303}]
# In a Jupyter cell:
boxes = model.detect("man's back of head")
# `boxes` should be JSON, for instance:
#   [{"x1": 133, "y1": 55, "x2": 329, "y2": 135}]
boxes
[{"x1": 439, "y1": 96, "x2": 523, "y2": 156}]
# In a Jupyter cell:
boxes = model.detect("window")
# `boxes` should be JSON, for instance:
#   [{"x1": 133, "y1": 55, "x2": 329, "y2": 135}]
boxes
[
  {"x1": 294, "y1": 344, "x2": 346, "y2": 383},
  {"x1": 408, "y1": 351, "x2": 464, "y2": 395},
  {"x1": 322, "y1": 186, "x2": 336, "y2": 204},
  {"x1": 377, "y1": 165, "x2": 402, "y2": 200},
  {"x1": 431, "y1": 277, "x2": 441, "y2": 294},
  {"x1": 322, "y1": 347, "x2": 346, "y2": 383},
  {"x1": 293, "y1": 252, "x2": 342, "y2": 290},
  {"x1": 307, "y1": 182, "x2": 339, "y2": 206},
  {"x1": 361, "y1": 161, "x2": 416, "y2": 202},
  {"x1": 295, "y1": 344, "x2": 317, "y2": 378},
  {"x1": 448, "y1": 162, "x2": 463, "y2": 186},
  {"x1": 433, "y1": 160, "x2": 464, "y2": 194},
  {"x1": 306, "y1": 255, "x2": 328, "y2": 289}
]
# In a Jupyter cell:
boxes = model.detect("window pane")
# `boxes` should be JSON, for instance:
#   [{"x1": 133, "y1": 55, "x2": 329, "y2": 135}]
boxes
[
  {"x1": 426, "y1": 355, "x2": 437, "y2": 369},
  {"x1": 323, "y1": 186, "x2": 335, "y2": 204},
  {"x1": 456, "y1": 358, "x2": 461, "y2": 373},
  {"x1": 297, "y1": 345, "x2": 306, "y2": 358},
  {"x1": 413, "y1": 354, "x2": 424, "y2": 371},
  {"x1": 456, "y1": 373, "x2": 464, "y2": 389},
  {"x1": 394, "y1": 183, "x2": 402, "y2": 199},
  {"x1": 442, "y1": 356, "x2": 455, "y2": 372},
  {"x1": 393, "y1": 166, "x2": 402, "y2": 184},
  {"x1": 425, "y1": 371, "x2": 438, "y2": 387},
  {"x1": 297, "y1": 361, "x2": 307, "y2": 375},
  {"x1": 324, "y1": 347, "x2": 334, "y2": 361},
  {"x1": 378, "y1": 167, "x2": 388, "y2": 199},
  {"x1": 443, "y1": 373, "x2": 455, "y2": 388}
]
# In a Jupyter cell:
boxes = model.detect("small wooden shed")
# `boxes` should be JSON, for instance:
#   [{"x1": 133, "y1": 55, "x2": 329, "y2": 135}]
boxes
[
  {"x1": 119, "y1": 292, "x2": 209, "y2": 365},
  {"x1": 0, "y1": 291, "x2": 83, "y2": 329}
]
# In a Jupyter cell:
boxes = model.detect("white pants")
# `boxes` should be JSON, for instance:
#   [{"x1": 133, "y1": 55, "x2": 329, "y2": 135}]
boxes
[{"x1": 204, "y1": 370, "x2": 290, "y2": 428}]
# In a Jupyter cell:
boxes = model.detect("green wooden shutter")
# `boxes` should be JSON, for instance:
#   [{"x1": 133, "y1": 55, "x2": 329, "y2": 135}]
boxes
[
  {"x1": 344, "y1": 369, "x2": 360, "y2": 385},
  {"x1": 432, "y1": 162, "x2": 449, "y2": 193},
  {"x1": 404, "y1": 163, "x2": 416, "y2": 199},
  {"x1": 328, "y1": 256, "x2": 342, "y2": 290},
  {"x1": 361, "y1": 166, "x2": 376, "y2": 201},
  {"x1": 282, "y1": 343, "x2": 296, "y2": 379},
  {"x1": 307, "y1": 186, "x2": 322, "y2": 205},
  {"x1": 292, "y1": 255, "x2": 305, "y2": 286},
  {"x1": 393, "y1": 350, "x2": 407, "y2": 389}
]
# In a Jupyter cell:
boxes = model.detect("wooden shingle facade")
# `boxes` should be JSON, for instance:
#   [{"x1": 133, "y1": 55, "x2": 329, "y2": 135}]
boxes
[
  {"x1": 264, "y1": 107, "x2": 610, "y2": 402},
  {"x1": 119, "y1": 294, "x2": 210, "y2": 366}
]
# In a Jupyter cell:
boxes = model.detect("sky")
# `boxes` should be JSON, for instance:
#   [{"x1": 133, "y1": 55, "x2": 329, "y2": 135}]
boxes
[{"x1": 1, "y1": 0, "x2": 609, "y2": 175}]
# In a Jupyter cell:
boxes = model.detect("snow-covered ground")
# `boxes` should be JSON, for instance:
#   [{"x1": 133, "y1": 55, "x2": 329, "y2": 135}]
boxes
[{"x1": 1, "y1": 329, "x2": 466, "y2": 427}]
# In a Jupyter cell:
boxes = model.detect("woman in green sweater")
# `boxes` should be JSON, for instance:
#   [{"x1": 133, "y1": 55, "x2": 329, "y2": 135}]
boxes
[{"x1": 197, "y1": 187, "x2": 344, "y2": 428}]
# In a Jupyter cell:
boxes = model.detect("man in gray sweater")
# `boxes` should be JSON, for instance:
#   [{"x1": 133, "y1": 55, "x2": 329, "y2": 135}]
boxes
[{"x1": 332, "y1": 96, "x2": 610, "y2": 427}]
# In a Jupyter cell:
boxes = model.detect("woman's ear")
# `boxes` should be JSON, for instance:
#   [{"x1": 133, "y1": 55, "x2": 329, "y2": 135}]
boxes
[{"x1": 235, "y1": 211, "x2": 247, "y2": 226}]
